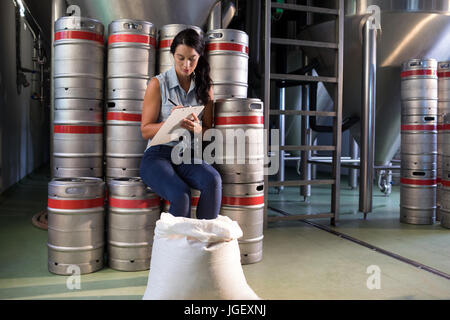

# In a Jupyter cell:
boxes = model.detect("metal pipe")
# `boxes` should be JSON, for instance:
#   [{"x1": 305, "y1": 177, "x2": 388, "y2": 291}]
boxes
[
  {"x1": 51, "y1": 0, "x2": 66, "y2": 179},
  {"x1": 300, "y1": 83, "x2": 311, "y2": 200},
  {"x1": 359, "y1": 19, "x2": 378, "y2": 216},
  {"x1": 207, "y1": 1, "x2": 222, "y2": 31},
  {"x1": 349, "y1": 136, "x2": 359, "y2": 189},
  {"x1": 278, "y1": 86, "x2": 286, "y2": 192}
]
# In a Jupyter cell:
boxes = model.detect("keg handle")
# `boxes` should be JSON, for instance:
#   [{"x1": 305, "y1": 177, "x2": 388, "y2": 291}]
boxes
[
  {"x1": 440, "y1": 63, "x2": 450, "y2": 69},
  {"x1": 249, "y1": 103, "x2": 263, "y2": 111},
  {"x1": 409, "y1": 61, "x2": 423, "y2": 68},
  {"x1": 412, "y1": 171, "x2": 426, "y2": 177},
  {"x1": 107, "y1": 102, "x2": 116, "y2": 108},
  {"x1": 424, "y1": 116, "x2": 435, "y2": 121},
  {"x1": 124, "y1": 22, "x2": 143, "y2": 31},
  {"x1": 256, "y1": 185, "x2": 264, "y2": 192},
  {"x1": 208, "y1": 32, "x2": 223, "y2": 40},
  {"x1": 65, "y1": 187, "x2": 86, "y2": 195}
]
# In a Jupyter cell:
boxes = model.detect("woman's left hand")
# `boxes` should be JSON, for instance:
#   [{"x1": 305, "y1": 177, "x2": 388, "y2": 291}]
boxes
[{"x1": 181, "y1": 113, "x2": 202, "y2": 134}]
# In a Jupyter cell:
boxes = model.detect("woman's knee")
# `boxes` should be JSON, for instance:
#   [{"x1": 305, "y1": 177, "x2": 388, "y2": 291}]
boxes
[{"x1": 204, "y1": 168, "x2": 222, "y2": 190}]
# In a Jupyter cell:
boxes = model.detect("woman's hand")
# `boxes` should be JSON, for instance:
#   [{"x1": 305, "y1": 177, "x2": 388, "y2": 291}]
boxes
[
  {"x1": 181, "y1": 113, "x2": 202, "y2": 134},
  {"x1": 171, "y1": 106, "x2": 184, "y2": 114}
]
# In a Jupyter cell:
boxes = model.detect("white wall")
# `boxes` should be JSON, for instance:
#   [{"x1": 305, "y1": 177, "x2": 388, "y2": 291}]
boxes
[{"x1": 0, "y1": 0, "x2": 50, "y2": 193}]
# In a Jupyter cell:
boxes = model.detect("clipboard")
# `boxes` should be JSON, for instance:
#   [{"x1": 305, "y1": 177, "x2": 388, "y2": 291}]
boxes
[{"x1": 149, "y1": 106, "x2": 205, "y2": 147}]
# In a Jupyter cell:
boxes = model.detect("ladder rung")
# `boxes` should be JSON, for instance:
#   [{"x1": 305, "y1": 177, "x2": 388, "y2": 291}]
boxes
[
  {"x1": 268, "y1": 179, "x2": 335, "y2": 187},
  {"x1": 271, "y1": 73, "x2": 337, "y2": 83},
  {"x1": 270, "y1": 110, "x2": 336, "y2": 117},
  {"x1": 271, "y1": 3, "x2": 340, "y2": 15},
  {"x1": 278, "y1": 146, "x2": 336, "y2": 152},
  {"x1": 268, "y1": 213, "x2": 334, "y2": 222},
  {"x1": 271, "y1": 38, "x2": 338, "y2": 49}
]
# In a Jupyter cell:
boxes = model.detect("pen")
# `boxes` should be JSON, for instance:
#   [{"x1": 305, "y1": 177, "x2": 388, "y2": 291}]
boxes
[{"x1": 168, "y1": 98, "x2": 178, "y2": 106}]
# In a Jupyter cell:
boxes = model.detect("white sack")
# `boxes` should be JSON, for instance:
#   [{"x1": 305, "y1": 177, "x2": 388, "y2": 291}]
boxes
[{"x1": 142, "y1": 212, "x2": 260, "y2": 300}]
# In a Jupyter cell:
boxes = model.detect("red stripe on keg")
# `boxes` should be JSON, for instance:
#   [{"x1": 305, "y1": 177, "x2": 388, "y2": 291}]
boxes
[
  {"x1": 192, "y1": 197, "x2": 200, "y2": 206},
  {"x1": 55, "y1": 31, "x2": 104, "y2": 44},
  {"x1": 438, "y1": 71, "x2": 450, "y2": 78},
  {"x1": 207, "y1": 43, "x2": 249, "y2": 55},
  {"x1": 48, "y1": 197, "x2": 104, "y2": 210},
  {"x1": 440, "y1": 124, "x2": 450, "y2": 131},
  {"x1": 107, "y1": 112, "x2": 142, "y2": 122},
  {"x1": 401, "y1": 69, "x2": 437, "y2": 78},
  {"x1": 401, "y1": 125, "x2": 437, "y2": 131},
  {"x1": 159, "y1": 39, "x2": 172, "y2": 49},
  {"x1": 54, "y1": 125, "x2": 103, "y2": 134},
  {"x1": 222, "y1": 195, "x2": 265, "y2": 206},
  {"x1": 215, "y1": 116, "x2": 264, "y2": 126},
  {"x1": 109, "y1": 197, "x2": 161, "y2": 209},
  {"x1": 437, "y1": 177, "x2": 442, "y2": 184},
  {"x1": 108, "y1": 34, "x2": 156, "y2": 47},
  {"x1": 442, "y1": 180, "x2": 450, "y2": 187},
  {"x1": 401, "y1": 178, "x2": 437, "y2": 186}
]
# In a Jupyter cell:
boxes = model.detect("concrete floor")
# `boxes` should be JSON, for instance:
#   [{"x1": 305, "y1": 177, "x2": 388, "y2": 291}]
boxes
[{"x1": 0, "y1": 166, "x2": 449, "y2": 300}]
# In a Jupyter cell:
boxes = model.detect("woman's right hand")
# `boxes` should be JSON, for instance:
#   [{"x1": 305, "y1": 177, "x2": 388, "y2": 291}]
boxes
[{"x1": 170, "y1": 106, "x2": 184, "y2": 114}]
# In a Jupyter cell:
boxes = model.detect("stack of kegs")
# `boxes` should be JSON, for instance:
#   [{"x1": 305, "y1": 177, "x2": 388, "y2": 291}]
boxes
[
  {"x1": 106, "y1": 19, "x2": 156, "y2": 180},
  {"x1": 439, "y1": 62, "x2": 450, "y2": 229},
  {"x1": 214, "y1": 98, "x2": 265, "y2": 264},
  {"x1": 400, "y1": 59, "x2": 438, "y2": 225},
  {"x1": 48, "y1": 178, "x2": 105, "y2": 275},
  {"x1": 206, "y1": 29, "x2": 249, "y2": 100},
  {"x1": 107, "y1": 178, "x2": 161, "y2": 271},
  {"x1": 158, "y1": 24, "x2": 203, "y2": 74},
  {"x1": 53, "y1": 17, "x2": 105, "y2": 178}
]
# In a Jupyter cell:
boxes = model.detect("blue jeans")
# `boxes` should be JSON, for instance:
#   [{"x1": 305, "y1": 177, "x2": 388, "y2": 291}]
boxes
[{"x1": 140, "y1": 145, "x2": 222, "y2": 220}]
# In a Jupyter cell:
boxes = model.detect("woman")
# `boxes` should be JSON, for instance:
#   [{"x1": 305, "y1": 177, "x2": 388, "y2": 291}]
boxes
[{"x1": 140, "y1": 29, "x2": 222, "y2": 220}]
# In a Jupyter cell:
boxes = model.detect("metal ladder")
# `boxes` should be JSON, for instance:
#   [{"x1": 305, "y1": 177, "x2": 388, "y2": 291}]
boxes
[{"x1": 263, "y1": 0, "x2": 344, "y2": 227}]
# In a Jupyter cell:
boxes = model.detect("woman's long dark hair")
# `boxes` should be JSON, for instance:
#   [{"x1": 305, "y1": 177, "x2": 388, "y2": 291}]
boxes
[{"x1": 171, "y1": 29, "x2": 212, "y2": 105}]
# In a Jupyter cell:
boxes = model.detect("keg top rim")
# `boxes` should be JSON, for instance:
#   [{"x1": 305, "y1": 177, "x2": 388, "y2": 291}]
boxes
[
  {"x1": 215, "y1": 97, "x2": 262, "y2": 103},
  {"x1": 109, "y1": 18, "x2": 155, "y2": 26},
  {"x1": 206, "y1": 28, "x2": 248, "y2": 35},
  {"x1": 50, "y1": 177, "x2": 105, "y2": 184}
]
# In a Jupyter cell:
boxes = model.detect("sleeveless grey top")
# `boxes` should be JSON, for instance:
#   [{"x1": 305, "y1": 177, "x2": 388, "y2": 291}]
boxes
[{"x1": 146, "y1": 67, "x2": 202, "y2": 150}]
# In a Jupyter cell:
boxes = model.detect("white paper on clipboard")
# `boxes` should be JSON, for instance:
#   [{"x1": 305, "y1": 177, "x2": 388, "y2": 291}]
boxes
[{"x1": 149, "y1": 106, "x2": 205, "y2": 147}]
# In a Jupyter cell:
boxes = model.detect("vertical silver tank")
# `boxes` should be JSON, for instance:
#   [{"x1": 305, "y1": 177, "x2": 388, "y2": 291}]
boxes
[{"x1": 301, "y1": 0, "x2": 450, "y2": 165}]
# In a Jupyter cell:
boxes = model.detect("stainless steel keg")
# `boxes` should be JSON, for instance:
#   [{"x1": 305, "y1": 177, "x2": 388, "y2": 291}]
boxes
[
  {"x1": 54, "y1": 16, "x2": 104, "y2": 100},
  {"x1": 401, "y1": 59, "x2": 438, "y2": 101},
  {"x1": 220, "y1": 183, "x2": 264, "y2": 265},
  {"x1": 438, "y1": 61, "x2": 450, "y2": 102},
  {"x1": 213, "y1": 98, "x2": 264, "y2": 184},
  {"x1": 400, "y1": 169, "x2": 436, "y2": 225},
  {"x1": 107, "y1": 178, "x2": 161, "y2": 271},
  {"x1": 107, "y1": 19, "x2": 156, "y2": 101},
  {"x1": 48, "y1": 178, "x2": 105, "y2": 275},
  {"x1": 53, "y1": 109, "x2": 103, "y2": 178},
  {"x1": 206, "y1": 29, "x2": 249, "y2": 99},
  {"x1": 401, "y1": 114, "x2": 437, "y2": 156},
  {"x1": 158, "y1": 24, "x2": 204, "y2": 74},
  {"x1": 106, "y1": 111, "x2": 147, "y2": 179}
]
